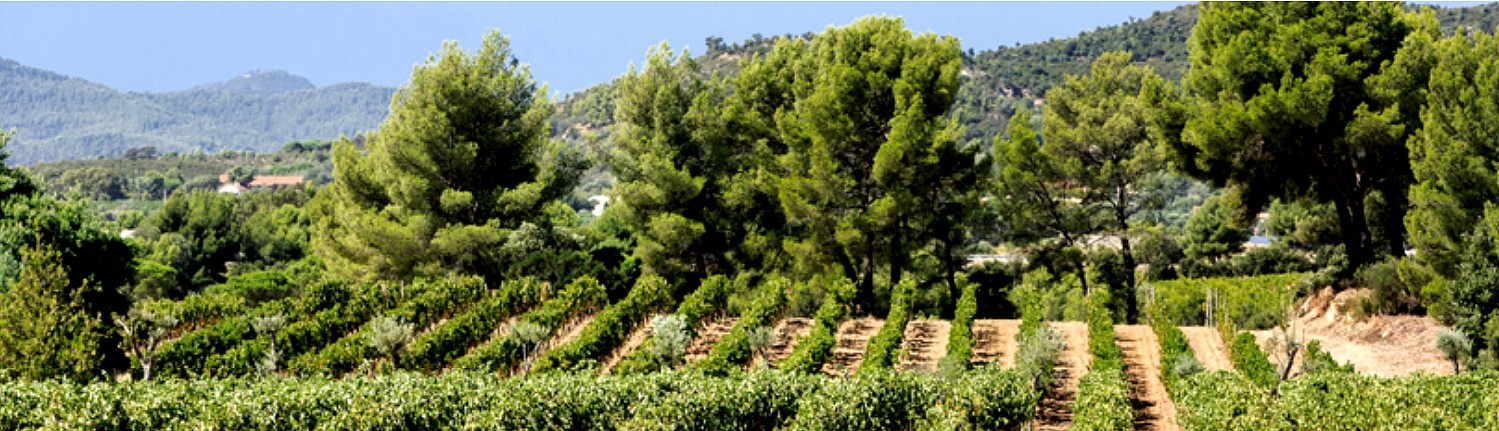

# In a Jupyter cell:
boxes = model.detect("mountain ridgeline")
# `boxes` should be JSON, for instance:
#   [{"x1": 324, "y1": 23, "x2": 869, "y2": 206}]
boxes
[
  {"x1": 5, "y1": 2, "x2": 1498, "y2": 164},
  {"x1": 0, "y1": 60, "x2": 394, "y2": 164}
]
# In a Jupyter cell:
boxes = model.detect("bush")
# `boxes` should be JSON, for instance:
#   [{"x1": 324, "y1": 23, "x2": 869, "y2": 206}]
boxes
[
  {"x1": 780, "y1": 277, "x2": 854, "y2": 374},
  {"x1": 860, "y1": 279, "x2": 916, "y2": 371},
  {"x1": 531, "y1": 274, "x2": 672, "y2": 373},
  {"x1": 696, "y1": 277, "x2": 789, "y2": 375},
  {"x1": 1228, "y1": 332, "x2": 1278, "y2": 388},
  {"x1": 941, "y1": 279, "x2": 978, "y2": 372},
  {"x1": 453, "y1": 277, "x2": 608, "y2": 373},
  {"x1": 1070, "y1": 369, "x2": 1133, "y2": 431},
  {"x1": 204, "y1": 270, "x2": 296, "y2": 306},
  {"x1": 1142, "y1": 273, "x2": 1304, "y2": 330}
]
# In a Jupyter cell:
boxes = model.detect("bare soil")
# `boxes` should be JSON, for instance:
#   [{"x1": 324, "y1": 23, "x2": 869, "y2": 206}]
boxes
[
  {"x1": 684, "y1": 317, "x2": 739, "y2": 363},
  {"x1": 1251, "y1": 287, "x2": 1452, "y2": 377},
  {"x1": 970, "y1": 319, "x2": 1020, "y2": 368},
  {"x1": 1116, "y1": 325, "x2": 1181, "y2": 431},
  {"x1": 822, "y1": 317, "x2": 883, "y2": 376},
  {"x1": 600, "y1": 316, "x2": 654, "y2": 375},
  {"x1": 1035, "y1": 321, "x2": 1089, "y2": 431},
  {"x1": 897, "y1": 320, "x2": 952, "y2": 372},
  {"x1": 755, "y1": 317, "x2": 813, "y2": 368},
  {"x1": 1179, "y1": 326, "x2": 1233, "y2": 372}
]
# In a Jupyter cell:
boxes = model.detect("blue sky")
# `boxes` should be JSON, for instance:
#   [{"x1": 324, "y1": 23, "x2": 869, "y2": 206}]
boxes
[{"x1": 6, "y1": 2, "x2": 1194, "y2": 96}]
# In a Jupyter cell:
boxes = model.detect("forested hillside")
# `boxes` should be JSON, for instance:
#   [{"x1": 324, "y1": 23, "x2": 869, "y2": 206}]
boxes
[{"x1": 0, "y1": 59, "x2": 392, "y2": 164}]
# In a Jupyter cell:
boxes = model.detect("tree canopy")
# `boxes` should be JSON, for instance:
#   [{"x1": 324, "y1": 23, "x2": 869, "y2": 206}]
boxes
[{"x1": 310, "y1": 31, "x2": 584, "y2": 282}]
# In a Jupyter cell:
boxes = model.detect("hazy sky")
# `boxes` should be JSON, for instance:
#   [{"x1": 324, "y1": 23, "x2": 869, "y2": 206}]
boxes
[{"x1": 4, "y1": 2, "x2": 1196, "y2": 95}]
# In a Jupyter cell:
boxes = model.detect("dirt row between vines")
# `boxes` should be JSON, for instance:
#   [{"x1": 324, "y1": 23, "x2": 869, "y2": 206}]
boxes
[
  {"x1": 970, "y1": 319, "x2": 1021, "y2": 368},
  {"x1": 1116, "y1": 325, "x2": 1180, "y2": 431},
  {"x1": 684, "y1": 317, "x2": 739, "y2": 362},
  {"x1": 897, "y1": 320, "x2": 951, "y2": 372},
  {"x1": 601, "y1": 317, "x2": 652, "y2": 375},
  {"x1": 1179, "y1": 326, "x2": 1233, "y2": 372},
  {"x1": 756, "y1": 317, "x2": 813, "y2": 368},
  {"x1": 1034, "y1": 321, "x2": 1089, "y2": 431},
  {"x1": 822, "y1": 317, "x2": 884, "y2": 376}
]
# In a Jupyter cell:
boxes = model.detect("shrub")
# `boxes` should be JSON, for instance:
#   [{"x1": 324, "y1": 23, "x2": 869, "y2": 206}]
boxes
[
  {"x1": 1229, "y1": 332, "x2": 1278, "y2": 388},
  {"x1": 861, "y1": 279, "x2": 916, "y2": 371}
]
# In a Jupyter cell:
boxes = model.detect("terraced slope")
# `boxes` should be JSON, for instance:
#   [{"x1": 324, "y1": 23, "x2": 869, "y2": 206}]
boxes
[
  {"x1": 1179, "y1": 326, "x2": 1232, "y2": 372},
  {"x1": 685, "y1": 317, "x2": 739, "y2": 363},
  {"x1": 1035, "y1": 321, "x2": 1089, "y2": 431},
  {"x1": 1116, "y1": 325, "x2": 1180, "y2": 431},
  {"x1": 971, "y1": 319, "x2": 1021, "y2": 368},
  {"x1": 757, "y1": 318, "x2": 813, "y2": 368},
  {"x1": 822, "y1": 317, "x2": 883, "y2": 376},
  {"x1": 896, "y1": 320, "x2": 951, "y2": 372},
  {"x1": 601, "y1": 317, "x2": 655, "y2": 375}
]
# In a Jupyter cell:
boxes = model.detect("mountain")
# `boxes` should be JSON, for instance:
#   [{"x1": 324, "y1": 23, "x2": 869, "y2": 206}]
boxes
[
  {"x1": 191, "y1": 69, "x2": 315, "y2": 96},
  {"x1": 0, "y1": 60, "x2": 394, "y2": 164}
]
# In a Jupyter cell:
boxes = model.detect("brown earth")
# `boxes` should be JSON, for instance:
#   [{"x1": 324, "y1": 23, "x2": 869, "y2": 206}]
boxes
[
  {"x1": 600, "y1": 316, "x2": 655, "y2": 375},
  {"x1": 1116, "y1": 325, "x2": 1181, "y2": 431},
  {"x1": 684, "y1": 317, "x2": 739, "y2": 363},
  {"x1": 755, "y1": 317, "x2": 813, "y2": 368},
  {"x1": 1179, "y1": 326, "x2": 1233, "y2": 372},
  {"x1": 1250, "y1": 287, "x2": 1452, "y2": 377},
  {"x1": 1035, "y1": 321, "x2": 1089, "y2": 431},
  {"x1": 971, "y1": 319, "x2": 1021, "y2": 369},
  {"x1": 822, "y1": 317, "x2": 883, "y2": 376},
  {"x1": 897, "y1": 320, "x2": 952, "y2": 372}
]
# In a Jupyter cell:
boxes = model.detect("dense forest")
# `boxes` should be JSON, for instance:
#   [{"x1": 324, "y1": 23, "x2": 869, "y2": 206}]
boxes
[{"x1": 6, "y1": 2, "x2": 1499, "y2": 429}]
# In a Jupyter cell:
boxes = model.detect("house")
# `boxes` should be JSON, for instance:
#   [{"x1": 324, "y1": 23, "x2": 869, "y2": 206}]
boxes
[{"x1": 217, "y1": 174, "x2": 304, "y2": 194}]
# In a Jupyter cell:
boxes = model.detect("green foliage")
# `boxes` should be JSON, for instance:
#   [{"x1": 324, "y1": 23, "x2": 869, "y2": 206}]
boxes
[
  {"x1": 696, "y1": 277, "x2": 789, "y2": 375},
  {"x1": 1180, "y1": 195, "x2": 1249, "y2": 271},
  {"x1": 1406, "y1": 27, "x2": 1499, "y2": 277},
  {"x1": 453, "y1": 276, "x2": 608, "y2": 373},
  {"x1": 311, "y1": 30, "x2": 582, "y2": 283},
  {"x1": 1176, "y1": 370, "x2": 1499, "y2": 430},
  {"x1": 779, "y1": 277, "x2": 855, "y2": 374},
  {"x1": 1072, "y1": 297, "x2": 1132, "y2": 431},
  {"x1": 286, "y1": 277, "x2": 487, "y2": 376},
  {"x1": 619, "y1": 370, "x2": 817, "y2": 431},
  {"x1": 1228, "y1": 332, "x2": 1278, "y2": 388},
  {"x1": 0, "y1": 243, "x2": 105, "y2": 380},
  {"x1": 940, "y1": 279, "x2": 978, "y2": 372},
  {"x1": 1143, "y1": 273, "x2": 1304, "y2": 330},
  {"x1": 1301, "y1": 339, "x2": 1354, "y2": 375},
  {"x1": 203, "y1": 269, "x2": 295, "y2": 306},
  {"x1": 740, "y1": 16, "x2": 982, "y2": 308},
  {"x1": 1071, "y1": 369, "x2": 1134, "y2": 431},
  {"x1": 1177, "y1": 2, "x2": 1438, "y2": 269},
  {"x1": 1151, "y1": 315, "x2": 1193, "y2": 395},
  {"x1": 401, "y1": 277, "x2": 549, "y2": 372},
  {"x1": 783, "y1": 369, "x2": 937, "y2": 431},
  {"x1": 861, "y1": 279, "x2": 916, "y2": 372},
  {"x1": 532, "y1": 274, "x2": 671, "y2": 373}
]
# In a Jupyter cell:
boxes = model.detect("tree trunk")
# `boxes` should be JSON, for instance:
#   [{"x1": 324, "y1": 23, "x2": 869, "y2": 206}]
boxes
[
  {"x1": 1333, "y1": 194, "x2": 1375, "y2": 272},
  {"x1": 1120, "y1": 234, "x2": 1138, "y2": 324}
]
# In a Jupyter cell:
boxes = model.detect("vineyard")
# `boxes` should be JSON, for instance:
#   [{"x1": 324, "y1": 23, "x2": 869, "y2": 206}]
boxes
[{"x1": 10, "y1": 272, "x2": 1496, "y2": 430}]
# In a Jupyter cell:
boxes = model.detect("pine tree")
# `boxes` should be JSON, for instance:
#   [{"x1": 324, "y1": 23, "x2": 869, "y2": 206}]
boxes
[
  {"x1": 311, "y1": 30, "x2": 584, "y2": 282},
  {"x1": 0, "y1": 243, "x2": 105, "y2": 380}
]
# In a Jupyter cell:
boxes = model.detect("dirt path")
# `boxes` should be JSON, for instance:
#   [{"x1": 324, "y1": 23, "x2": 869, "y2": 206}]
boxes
[
  {"x1": 1250, "y1": 288, "x2": 1452, "y2": 377},
  {"x1": 1116, "y1": 325, "x2": 1180, "y2": 431},
  {"x1": 1179, "y1": 326, "x2": 1233, "y2": 372},
  {"x1": 684, "y1": 317, "x2": 739, "y2": 363},
  {"x1": 755, "y1": 317, "x2": 813, "y2": 368},
  {"x1": 822, "y1": 317, "x2": 883, "y2": 376},
  {"x1": 971, "y1": 319, "x2": 1020, "y2": 369},
  {"x1": 601, "y1": 316, "x2": 654, "y2": 375},
  {"x1": 897, "y1": 320, "x2": 951, "y2": 372},
  {"x1": 1035, "y1": 321, "x2": 1089, "y2": 431}
]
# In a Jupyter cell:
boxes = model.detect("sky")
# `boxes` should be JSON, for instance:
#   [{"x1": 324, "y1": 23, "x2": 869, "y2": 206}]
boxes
[{"x1": 4, "y1": 1, "x2": 1197, "y2": 96}]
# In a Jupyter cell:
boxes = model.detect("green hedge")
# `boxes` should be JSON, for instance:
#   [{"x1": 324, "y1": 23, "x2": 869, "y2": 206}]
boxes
[
  {"x1": 531, "y1": 274, "x2": 672, "y2": 374},
  {"x1": 287, "y1": 276, "x2": 488, "y2": 376},
  {"x1": 780, "y1": 278, "x2": 855, "y2": 374},
  {"x1": 941, "y1": 279, "x2": 978, "y2": 371},
  {"x1": 1072, "y1": 301, "x2": 1131, "y2": 431},
  {"x1": 695, "y1": 277, "x2": 791, "y2": 375},
  {"x1": 452, "y1": 276, "x2": 608, "y2": 373},
  {"x1": 614, "y1": 275, "x2": 736, "y2": 375},
  {"x1": 1152, "y1": 315, "x2": 1194, "y2": 396},
  {"x1": 151, "y1": 298, "x2": 294, "y2": 378},
  {"x1": 860, "y1": 279, "x2": 916, "y2": 371},
  {"x1": 1229, "y1": 332, "x2": 1278, "y2": 388},
  {"x1": 1143, "y1": 273, "x2": 1304, "y2": 330},
  {"x1": 1176, "y1": 370, "x2": 1499, "y2": 430},
  {"x1": 402, "y1": 277, "x2": 549, "y2": 371},
  {"x1": 0, "y1": 368, "x2": 1046, "y2": 431}
]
